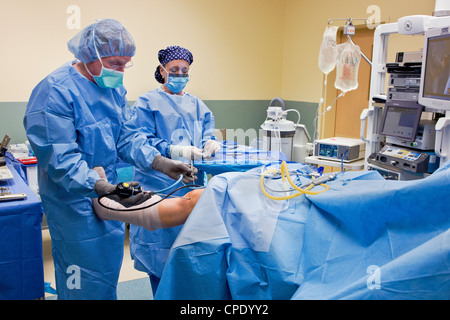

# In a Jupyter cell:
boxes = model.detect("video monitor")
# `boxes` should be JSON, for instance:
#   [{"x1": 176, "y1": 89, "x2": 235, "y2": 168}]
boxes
[
  {"x1": 379, "y1": 100, "x2": 423, "y2": 142},
  {"x1": 419, "y1": 26, "x2": 450, "y2": 111}
]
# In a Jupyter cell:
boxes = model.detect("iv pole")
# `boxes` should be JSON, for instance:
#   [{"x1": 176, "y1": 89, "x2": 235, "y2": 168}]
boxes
[
  {"x1": 317, "y1": 18, "x2": 373, "y2": 141},
  {"x1": 327, "y1": 18, "x2": 372, "y2": 66}
]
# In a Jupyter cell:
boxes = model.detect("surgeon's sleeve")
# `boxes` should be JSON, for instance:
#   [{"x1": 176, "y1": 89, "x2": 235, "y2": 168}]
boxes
[
  {"x1": 23, "y1": 85, "x2": 100, "y2": 197},
  {"x1": 128, "y1": 97, "x2": 171, "y2": 157},
  {"x1": 117, "y1": 98, "x2": 161, "y2": 171}
]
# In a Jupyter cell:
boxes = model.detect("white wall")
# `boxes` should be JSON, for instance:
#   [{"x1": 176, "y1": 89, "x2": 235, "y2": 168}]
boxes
[
  {"x1": 0, "y1": 0, "x2": 285, "y2": 102},
  {"x1": 0, "y1": 0, "x2": 438, "y2": 104}
]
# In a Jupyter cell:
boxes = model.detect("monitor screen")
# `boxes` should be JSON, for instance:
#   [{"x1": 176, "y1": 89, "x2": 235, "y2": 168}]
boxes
[
  {"x1": 380, "y1": 100, "x2": 423, "y2": 142},
  {"x1": 419, "y1": 27, "x2": 450, "y2": 111}
]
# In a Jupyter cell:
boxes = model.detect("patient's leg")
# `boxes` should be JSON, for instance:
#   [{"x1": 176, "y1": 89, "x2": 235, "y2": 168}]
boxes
[
  {"x1": 158, "y1": 189, "x2": 204, "y2": 227},
  {"x1": 91, "y1": 166, "x2": 204, "y2": 230},
  {"x1": 93, "y1": 188, "x2": 204, "y2": 231}
]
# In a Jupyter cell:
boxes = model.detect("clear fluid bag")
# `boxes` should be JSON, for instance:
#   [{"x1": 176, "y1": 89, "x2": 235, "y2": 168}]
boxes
[
  {"x1": 334, "y1": 40, "x2": 361, "y2": 93},
  {"x1": 318, "y1": 26, "x2": 339, "y2": 75}
]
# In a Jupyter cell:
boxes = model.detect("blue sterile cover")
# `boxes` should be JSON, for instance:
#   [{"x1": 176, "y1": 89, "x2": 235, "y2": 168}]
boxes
[{"x1": 156, "y1": 161, "x2": 450, "y2": 300}]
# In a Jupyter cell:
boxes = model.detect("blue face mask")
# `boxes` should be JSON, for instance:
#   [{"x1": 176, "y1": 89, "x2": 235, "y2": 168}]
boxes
[
  {"x1": 85, "y1": 62, "x2": 124, "y2": 89},
  {"x1": 165, "y1": 75, "x2": 189, "y2": 94},
  {"x1": 93, "y1": 65, "x2": 124, "y2": 89},
  {"x1": 161, "y1": 65, "x2": 190, "y2": 94},
  {"x1": 85, "y1": 26, "x2": 125, "y2": 89}
]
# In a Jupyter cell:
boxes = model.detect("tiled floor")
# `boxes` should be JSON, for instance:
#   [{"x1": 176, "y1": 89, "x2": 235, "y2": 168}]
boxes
[{"x1": 42, "y1": 227, "x2": 149, "y2": 299}]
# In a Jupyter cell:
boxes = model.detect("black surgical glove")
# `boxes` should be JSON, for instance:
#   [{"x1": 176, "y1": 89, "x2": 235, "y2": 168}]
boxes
[{"x1": 152, "y1": 155, "x2": 198, "y2": 184}]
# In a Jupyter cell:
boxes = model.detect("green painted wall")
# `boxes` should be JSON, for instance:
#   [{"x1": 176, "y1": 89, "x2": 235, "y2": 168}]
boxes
[
  {"x1": 0, "y1": 102, "x2": 28, "y2": 144},
  {"x1": 0, "y1": 100, "x2": 318, "y2": 145},
  {"x1": 204, "y1": 100, "x2": 318, "y2": 140}
]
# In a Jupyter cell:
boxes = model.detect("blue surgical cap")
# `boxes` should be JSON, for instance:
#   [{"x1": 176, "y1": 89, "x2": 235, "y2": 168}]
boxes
[
  {"x1": 67, "y1": 19, "x2": 136, "y2": 63},
  {"x1": 155, "y1": 46, "x2": 194, "y2": 83}
]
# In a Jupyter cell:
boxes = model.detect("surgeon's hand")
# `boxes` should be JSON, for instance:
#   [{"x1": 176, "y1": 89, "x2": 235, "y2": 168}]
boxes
[
  {"x1": 152, "y1": 155, "x2": 198, "y2": 184},
  {"x1": 202, "y1": 139, "x2": 222, "y2": 159},
  {"x1": 93, "y1": 167, "x2": 151, "y2": 207},
  {"x1": 170, "y1": 145, "x2": 203, "y2": 161},
  {"x1": 94, "y1": 179, "x2": 116, "y2": 196}
]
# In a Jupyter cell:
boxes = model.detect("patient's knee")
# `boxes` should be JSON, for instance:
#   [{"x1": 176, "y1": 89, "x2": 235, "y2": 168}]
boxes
[{"x1": 185, "y1": 189, "x2": 204, "y2": 211}]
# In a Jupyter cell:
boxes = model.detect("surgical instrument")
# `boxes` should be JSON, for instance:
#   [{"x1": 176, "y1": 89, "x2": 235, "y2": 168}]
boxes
[{"x1": 299, "y1": 172, "x2": 337, "y2": 189}]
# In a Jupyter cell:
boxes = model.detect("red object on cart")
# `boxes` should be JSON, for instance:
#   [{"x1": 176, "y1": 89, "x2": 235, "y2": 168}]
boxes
[{"x1": 17, "y1": 156, "x2": 37, "y2": 165}]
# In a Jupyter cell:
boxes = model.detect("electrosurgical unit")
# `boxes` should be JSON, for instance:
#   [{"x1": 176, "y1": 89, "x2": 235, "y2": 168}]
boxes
[
  {"x1": 367, "y1": 145, "x2": 439, "y2": 174},
  {"x1": 313, "y1": 137, "x2": 365, "y2": 162}
]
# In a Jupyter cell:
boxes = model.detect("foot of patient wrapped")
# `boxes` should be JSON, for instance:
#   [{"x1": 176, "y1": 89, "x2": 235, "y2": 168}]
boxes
[
  {"x1": 91, "y1": 165, "x2": 204, "y2": 231},
  {"x1": 93, "y1": 188, "x2": 203, "y2": 231}
]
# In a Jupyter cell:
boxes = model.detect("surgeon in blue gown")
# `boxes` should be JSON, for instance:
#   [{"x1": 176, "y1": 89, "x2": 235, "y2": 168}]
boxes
[
  {"x1": 23, "y1": 20, "x2": 196, "y2": 300},
  {"x1": 128, "y1": 46, "x2": 221, "y2": 294}
]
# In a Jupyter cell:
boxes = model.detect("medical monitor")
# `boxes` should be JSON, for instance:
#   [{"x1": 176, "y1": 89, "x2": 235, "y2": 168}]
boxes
[
  {"x1": 380, "y1": 100, "x2": 423, "y2": 142},
  {"x1": 419, "y1": 26, "x2": 450, "y2": 111}
]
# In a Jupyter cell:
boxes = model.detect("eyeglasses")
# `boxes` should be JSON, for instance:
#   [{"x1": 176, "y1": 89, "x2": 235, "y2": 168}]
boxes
[
  {"x1": 104, "y1": 59, "x2": 134, "y2": 70},
  {"x1": 124, "y1": 60, "x2": 134, "y2": 69}
]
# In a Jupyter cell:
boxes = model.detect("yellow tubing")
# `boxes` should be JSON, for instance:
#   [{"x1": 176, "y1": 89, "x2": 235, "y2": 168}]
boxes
[{"x1": 260, "y1": 161, "x2": 329, "y2": 200}]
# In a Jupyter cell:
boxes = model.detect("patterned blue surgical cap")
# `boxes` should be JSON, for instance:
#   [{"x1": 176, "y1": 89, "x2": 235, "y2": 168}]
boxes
[{"x1": 154, "y1": 46, "x2": 194, "y2": 83}]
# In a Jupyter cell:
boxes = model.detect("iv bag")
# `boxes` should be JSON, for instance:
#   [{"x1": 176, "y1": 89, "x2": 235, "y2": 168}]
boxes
[
  {"x1": 318, "y1": 26, "x2": 339, "y2": 75},
  {"x1": 334, "y1": 40, "x2": 361, "y2": 93}
]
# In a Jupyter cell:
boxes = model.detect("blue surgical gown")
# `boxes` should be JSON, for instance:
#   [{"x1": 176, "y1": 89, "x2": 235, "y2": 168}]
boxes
[
  {"x1": 128, "y1": 88, "x2": 215, "y2": 280},
  {"x1": 23, "y1": 62, "x2": 160, "y2": 300}
]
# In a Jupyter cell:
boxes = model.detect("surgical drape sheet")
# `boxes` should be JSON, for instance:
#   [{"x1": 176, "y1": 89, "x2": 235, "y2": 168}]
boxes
[
  {"x1": 156, "y1": 162, "x2": 450, "y2": 300},
  {"x1": 193, "y1": 144, "x2": 288, "y2": 176}
]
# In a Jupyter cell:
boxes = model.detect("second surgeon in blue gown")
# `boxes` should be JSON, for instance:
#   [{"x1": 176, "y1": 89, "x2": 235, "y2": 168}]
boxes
[{"x1": 128, "y1": 46, "x2": 221, "y2": 294}]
